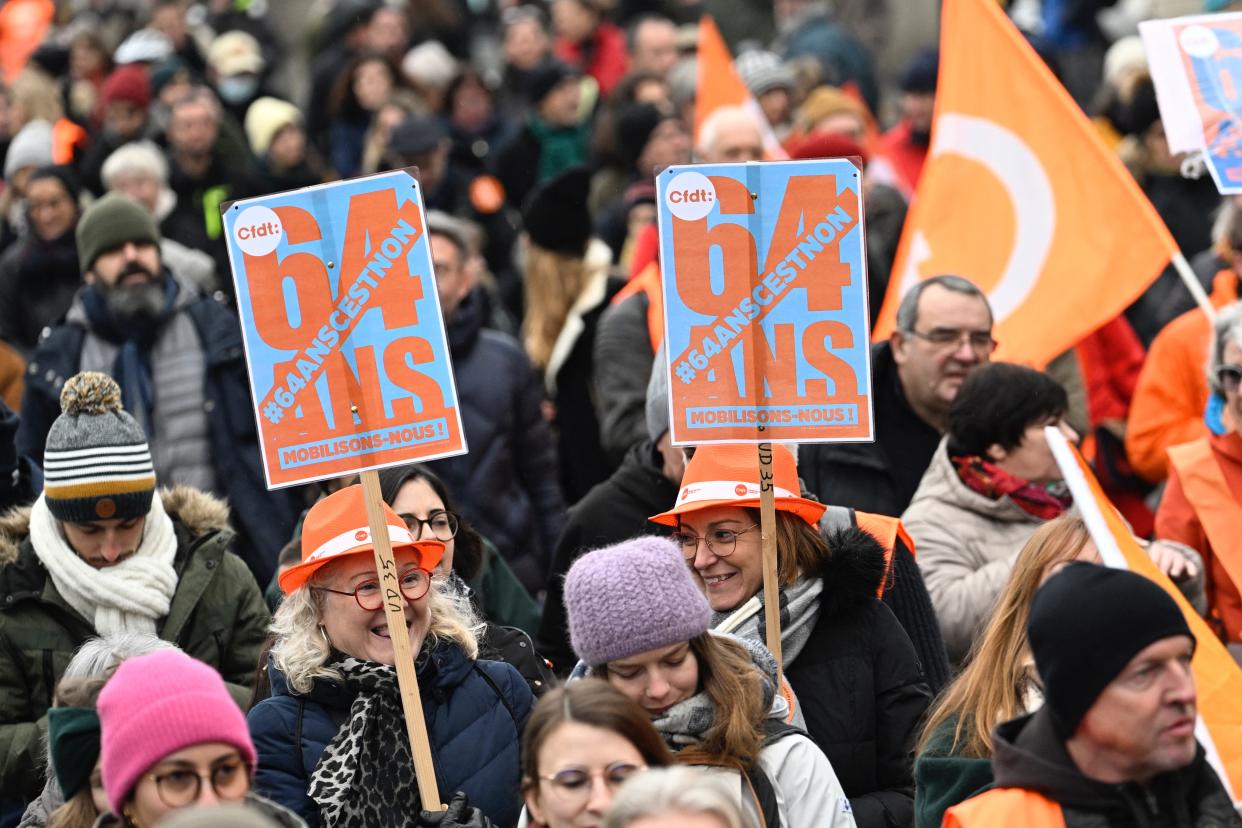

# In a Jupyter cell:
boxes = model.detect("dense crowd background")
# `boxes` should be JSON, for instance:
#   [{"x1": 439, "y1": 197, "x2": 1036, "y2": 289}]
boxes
[{"x1": 0, "y1": 0, "x2": 1241, "y2": 827}]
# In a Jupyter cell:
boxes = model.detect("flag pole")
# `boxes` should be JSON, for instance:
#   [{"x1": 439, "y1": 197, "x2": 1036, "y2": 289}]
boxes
[{"x1": 1171, "y1": 251, "x2": 1217, "y2": 323}]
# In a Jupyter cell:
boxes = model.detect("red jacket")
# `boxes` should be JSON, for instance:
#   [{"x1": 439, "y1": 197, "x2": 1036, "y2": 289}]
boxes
[
  {"x1": 877, "y1": 120, "x2": 928, "y2": 198},
  {"x1": 554, "y1": 22, "x2": 629, "y2": 97}
]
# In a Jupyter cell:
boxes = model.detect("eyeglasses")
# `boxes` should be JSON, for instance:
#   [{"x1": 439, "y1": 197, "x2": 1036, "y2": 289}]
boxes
[
  {"x1": 907, "y1": 327, "x2": 997, "y2": 353},
  {"x1": 539, "y1": 762, "x2": 646, "y2": 805},
  {"x1": 1217, "y1": 363, "x2": 1242, "y2": 393},
  {"x1": 670, "y1": 524, "x2": 759, "y2": 560},
  {"x1": 399, "y1": 511, "x2": 460, "y2": 543},
  {"x1": 147, "y1": 756, "x2": 251, "y2": 809},
  {"x1": 316, "y1": 567, "x2": 432, "y2": 611}
]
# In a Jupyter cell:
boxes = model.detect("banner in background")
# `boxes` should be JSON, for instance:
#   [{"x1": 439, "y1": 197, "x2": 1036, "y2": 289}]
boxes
[
  {"x1": 657, "y1": 159, "x2": 873, "y2": 445},
  {"x1": 224, "y1": 170, "x2": 466, "y2": 488}
]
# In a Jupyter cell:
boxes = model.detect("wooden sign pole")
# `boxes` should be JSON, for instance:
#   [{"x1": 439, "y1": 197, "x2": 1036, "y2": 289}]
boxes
[
  {"x1": 757, "y1": 439, "x2": 783, "y2": 685},
  {"x1": 359, "y1": 469, "x2": 444, "y2": 812}
]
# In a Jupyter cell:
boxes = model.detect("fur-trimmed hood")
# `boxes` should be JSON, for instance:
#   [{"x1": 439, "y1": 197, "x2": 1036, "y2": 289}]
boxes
[
  {"x1": 812, "y1": 526, "x2": 890, "y2": 619},
  {"x1": 0, "y1": 486, "x2": 231, "y2": 567}
]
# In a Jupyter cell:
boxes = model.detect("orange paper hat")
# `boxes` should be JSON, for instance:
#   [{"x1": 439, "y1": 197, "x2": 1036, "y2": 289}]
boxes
[
  {"x1": 279, "y1": 484, "x2": 445, "y2": 593},
  {"x1": 649, "y1": 444, "x2": 826, "y2": 527}
]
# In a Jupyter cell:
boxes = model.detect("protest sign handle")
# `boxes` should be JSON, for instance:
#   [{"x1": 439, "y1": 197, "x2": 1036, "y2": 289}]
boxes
[
  {"x1": 359, "y1": 470, "x2": 444, "y2": 812},
  {"x1": 756, "y1": 442, "x2": 783, "y2": 683},
  {"x1": 1171, "y1": 251, "x2": 1217, "y2": 323}
]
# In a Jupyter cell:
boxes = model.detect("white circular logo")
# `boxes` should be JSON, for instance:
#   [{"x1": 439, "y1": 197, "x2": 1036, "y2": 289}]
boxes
[
  {"x1": 1179, "y1": 25, "x2": 1219, "y2": 59},
  {"x1": 664, "y1": 171, "x2": 716, "y2": 221},
  {"x1": 234, "y1": 205, "x2": 283, "y2": 256}
]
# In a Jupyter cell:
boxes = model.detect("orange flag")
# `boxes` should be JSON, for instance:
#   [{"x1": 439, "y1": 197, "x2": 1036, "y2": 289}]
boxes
[
  {"x1": 1048, "y1": 428, "x2": 1242, "y2": 799},
  {"x1": 873, "y1": 0, "x2": 1177, "y2": 366},
  {"x1": 693, "y1": 16, "x2": 787, "y2": 160}
]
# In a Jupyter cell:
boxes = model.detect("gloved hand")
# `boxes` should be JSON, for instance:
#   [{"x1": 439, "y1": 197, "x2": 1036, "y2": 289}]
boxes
[{"x1": 417, "y1": 792, "x2": 493, "y2": 827}]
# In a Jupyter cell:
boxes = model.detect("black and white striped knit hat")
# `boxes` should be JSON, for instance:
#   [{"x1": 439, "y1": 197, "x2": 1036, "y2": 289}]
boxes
[{"x1": 43, "y1": 372, "x2": 155, "y2": 522}]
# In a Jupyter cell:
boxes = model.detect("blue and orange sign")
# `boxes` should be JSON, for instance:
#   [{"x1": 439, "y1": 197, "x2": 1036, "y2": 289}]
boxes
[
  {"x1": 224, "y1": 170, "x2": 466, "y2": 488},
  {"x1": 656, "y1": 160, "x2": 874, "y2": 445}
]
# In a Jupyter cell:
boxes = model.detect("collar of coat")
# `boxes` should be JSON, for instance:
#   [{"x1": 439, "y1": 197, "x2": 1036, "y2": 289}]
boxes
[{"x1": 0, "y1": 485, "x2": 231, "y2": 566}]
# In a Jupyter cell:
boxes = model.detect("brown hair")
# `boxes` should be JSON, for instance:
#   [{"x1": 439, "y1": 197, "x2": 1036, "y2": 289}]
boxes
[
  {"x1": 917, "y1": 515, "x2": 1093, "y2": 759},
  {"x1": 521, "y1": 679, "x2": 674, "y2": 790},
  {"x1": 737, "y1": 508, "x2": 827, "y2": 587},
  {"x1": 598, "y1": 633, "x2": 768, "y2": 771},
  {"x1": 522, "y1": 242, "x2": 594, "y2": 370}
]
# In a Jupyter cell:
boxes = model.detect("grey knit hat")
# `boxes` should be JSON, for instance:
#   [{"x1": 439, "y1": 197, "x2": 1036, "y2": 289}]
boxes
[
  {"x1": 43, "y1": 372, "x2": 155, "y2": 523},
  {"x1": 734, "y1": 50, "x2": 794, "y2": 97},
  {"x1": 4, "y1": 120, "x2": 54, "y2": 183}
]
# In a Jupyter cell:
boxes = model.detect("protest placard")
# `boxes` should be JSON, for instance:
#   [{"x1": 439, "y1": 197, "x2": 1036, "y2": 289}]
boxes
[
  {"x1": 656, "y1": 159, "x2": 873, "y2": 447},
  {"x1": 1142, "y1": 12, "x2": 1242, "y2": 194},
  {"x1": 223, "y1": 169, "x2": 467, "y2": 489}
]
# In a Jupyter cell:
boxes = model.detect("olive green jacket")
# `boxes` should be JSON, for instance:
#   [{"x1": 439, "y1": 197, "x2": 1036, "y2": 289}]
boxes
[{"x1": 0, "y1": 487, "x2": 272, "y2": 801}]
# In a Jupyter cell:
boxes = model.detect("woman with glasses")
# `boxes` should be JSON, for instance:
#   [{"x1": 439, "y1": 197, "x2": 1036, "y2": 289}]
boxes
[
  {"x1": 94, "y1": 648, "x2": 303, "y2": 827},
  {"x1": 379, "y1": 465, "x2": 555, "y2": 697},
  {"x1": 520, "y1": 679, "x2": 672, "y2": 828},
  {"x1": 1157, "y1": 304, "x2": 1242, "y2": 657},
  {"x1": 563, "y1": 536, "x2": 855, "y2": 828},
  {"x1": 246, "y1": 484, "x2": 533, "y2": 827},
  {"x1": 650, "y1": 443, "x2": 929, "y2": 828}
]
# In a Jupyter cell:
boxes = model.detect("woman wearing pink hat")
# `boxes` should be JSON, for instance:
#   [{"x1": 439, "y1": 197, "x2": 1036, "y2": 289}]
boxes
[
  {"x1": 94, "y1": 647, "x2": 303, "y2": 827},
  {"x1": 247, "y1": 484, "x2": 533, "y2": 828},
  {"x1": 650, "y1": 443, "x2": 930, "y2": 828}
]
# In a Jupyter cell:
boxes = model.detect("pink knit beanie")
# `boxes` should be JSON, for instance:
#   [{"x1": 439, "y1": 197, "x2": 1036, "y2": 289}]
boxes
[
  {"x1": 97, "y1": 649, "x2": 256, "y2": 814},
  {"x1": 565, "y1": 536, "x2": 711, "y2": 666}
]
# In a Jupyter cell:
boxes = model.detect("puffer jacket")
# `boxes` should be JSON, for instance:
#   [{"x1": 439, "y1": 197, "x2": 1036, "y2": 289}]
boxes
[
  {"x1": 777, "y1": 528, "x2": 932, "y2": 828},
  {"x1": 421, "y1": 290, "x2": 565, "y2": 595},
  {"x1": 903, "y1": 441, "x2": 1048, "y2": 664},
  {"x1": 248, "y1": 643, "x2": 533, "y2": 828},
  {"x1": 0, "y1": 486, "x2": 271, "y2": 801}
]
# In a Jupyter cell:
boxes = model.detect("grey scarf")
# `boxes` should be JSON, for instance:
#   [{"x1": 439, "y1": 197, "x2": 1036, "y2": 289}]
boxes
[{"x1": 712, "y1": 576, "x2": 823, "y2": 667}]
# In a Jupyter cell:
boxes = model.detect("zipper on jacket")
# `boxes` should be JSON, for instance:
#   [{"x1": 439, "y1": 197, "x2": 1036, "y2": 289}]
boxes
[{"x1": 41, "y1": 650, "x2": 55, "y2": 709}]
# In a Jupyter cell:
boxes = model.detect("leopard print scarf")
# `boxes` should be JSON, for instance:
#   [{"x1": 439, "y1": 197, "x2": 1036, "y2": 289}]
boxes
[{"x1": 309, "y1": 658, "x2": 423, "y2": 827}]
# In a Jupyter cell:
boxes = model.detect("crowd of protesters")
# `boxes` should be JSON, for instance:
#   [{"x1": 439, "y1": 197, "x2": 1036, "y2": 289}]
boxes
[{"x1": 0, "y1": 0, "x2": 1241, "y2": 826}]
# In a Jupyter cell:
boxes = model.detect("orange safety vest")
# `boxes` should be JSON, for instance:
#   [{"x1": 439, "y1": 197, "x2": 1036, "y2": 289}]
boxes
[
  {"x1": 943, "y1": 787, "x2": 1066, "y2": 828},
  {"x1": 1167, "y1": 438, "x2": 1242, "y2": 606},
  {"x1": 611, "y1": 259, "x2": 664, "y2": 351}
]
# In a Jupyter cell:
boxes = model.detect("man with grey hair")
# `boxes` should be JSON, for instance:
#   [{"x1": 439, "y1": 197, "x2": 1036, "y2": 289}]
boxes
[
  {"x1": 800, "y1": 275, "x2": 994, "y2": 517},
  {"x1": 695, "y1": 105, "x2": 765, "y2": 163}
]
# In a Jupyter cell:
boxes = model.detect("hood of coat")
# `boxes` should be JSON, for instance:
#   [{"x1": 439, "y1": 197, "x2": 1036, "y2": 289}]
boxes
[
  {"x1": 909, "y1": 440, "x2": 1047, "y2": 526},
  {"x1": 0, "y1": 485, "x2": 231, "y2": 566},
  {"x1": 991, "y1": 706, "x2": 1209, "y2": 820},
  {"x1": 806, "y1": 526, "x2": 889, "y2": 619}
]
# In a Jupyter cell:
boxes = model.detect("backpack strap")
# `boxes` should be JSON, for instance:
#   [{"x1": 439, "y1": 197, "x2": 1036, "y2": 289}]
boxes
[
  {"x1": 761, "y1": 718, "x2": 806, "y2": 748},
  {"x1": 473, "y1": 663, "x2": 519, "y2": 731}
]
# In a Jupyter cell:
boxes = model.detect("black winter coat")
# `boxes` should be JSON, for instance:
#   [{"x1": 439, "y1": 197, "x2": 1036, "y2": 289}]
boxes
[
  {"x1": 800, "y1": 341, "x2": 941, "y2": 517},
  {"x1": 0, "y1": 229, "x2": 80, "y2": 354},
  {"x1": 423, "y1": 292, "x2": 565, "y2": 595},
  {"x1": 15, "y1": 290, "x2": 302, "y2": 585},
  {"x1": 537, "y1": 439, "x2": 678, "y2": 673},
  {"x1": 784, "y1": 527, "x2": 932, "y2": 828},
  {"x1": 978, "y1": 707, "x2": 1242, "y2": 828}
]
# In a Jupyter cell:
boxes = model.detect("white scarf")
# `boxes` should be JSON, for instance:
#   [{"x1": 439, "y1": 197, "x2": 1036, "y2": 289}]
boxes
[{"x1": 29, "y1": 492, "x2": 179, "y2": 636}]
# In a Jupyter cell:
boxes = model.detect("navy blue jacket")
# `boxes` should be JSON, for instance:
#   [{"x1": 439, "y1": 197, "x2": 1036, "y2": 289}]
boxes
[
  {"x1": 248, "y1": 643, "x2": 533, "y2": 828},
  {"x1": 422, "y1": 292, "x2": 564, "y2": 595},
  {"x1": 15, "y1": 287, "x2": 301, "y2": 585}
]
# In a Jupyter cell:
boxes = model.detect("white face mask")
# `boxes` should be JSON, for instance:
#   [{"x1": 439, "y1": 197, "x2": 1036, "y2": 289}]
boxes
[{"x1": 216, "y1": 74, "x2": 259, "y2": 105}]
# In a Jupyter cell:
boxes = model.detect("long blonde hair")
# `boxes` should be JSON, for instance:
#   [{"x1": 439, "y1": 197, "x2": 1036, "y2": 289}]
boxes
[
  {"x1": 270, "y1": 569, "x2": 485, "y2": 695},
  {"x1": 522, "y1": 241, "x2": 602, "y2": 370},
  {"x1": 917, "y1": 515, "x2": 1092, "y2": 758}
]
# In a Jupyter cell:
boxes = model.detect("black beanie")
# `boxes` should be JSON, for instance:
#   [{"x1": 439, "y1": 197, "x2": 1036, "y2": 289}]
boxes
[
  {"x1": 522, "y1": 166, "x2": 593, "y2": 256},
  {"x1": 1028, "y1": 563, "x2": 1194, "y2": 740},
  {"x1": 527, "y1": 59, "x2": 578, "y2": 105},
  {"x1": 614, "y1": 103, "x2": 665, "y2": 169}
]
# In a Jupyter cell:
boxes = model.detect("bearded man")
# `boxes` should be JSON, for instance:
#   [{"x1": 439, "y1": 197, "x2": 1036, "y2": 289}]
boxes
[{"x1": 16, "y1": 194, "x2": 299, "y2": 584}]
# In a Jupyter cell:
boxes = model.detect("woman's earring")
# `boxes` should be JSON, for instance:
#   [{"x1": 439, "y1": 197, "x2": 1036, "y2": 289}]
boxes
[{"x1": 319, "y1": 625, "x2": 331, "y2": 646}]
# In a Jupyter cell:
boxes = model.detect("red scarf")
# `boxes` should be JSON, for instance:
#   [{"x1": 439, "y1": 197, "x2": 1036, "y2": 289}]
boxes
[{"x1": 951, "y1": 454, "x2": 1073, "y2": 521}]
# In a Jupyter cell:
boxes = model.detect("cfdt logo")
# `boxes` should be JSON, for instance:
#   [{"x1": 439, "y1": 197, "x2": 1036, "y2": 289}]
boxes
[
  {"x1": 664, "y1": 171, "x2": 716, "y2": 221},
  {"x1": 234, "y1": 205, "x2": 284, "y2": 256}
]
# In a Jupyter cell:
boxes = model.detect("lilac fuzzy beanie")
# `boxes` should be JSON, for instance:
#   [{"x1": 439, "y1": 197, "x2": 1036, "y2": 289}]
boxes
[{"x1": 564, "y1": 536, "x2": 711, "y2": 666}]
